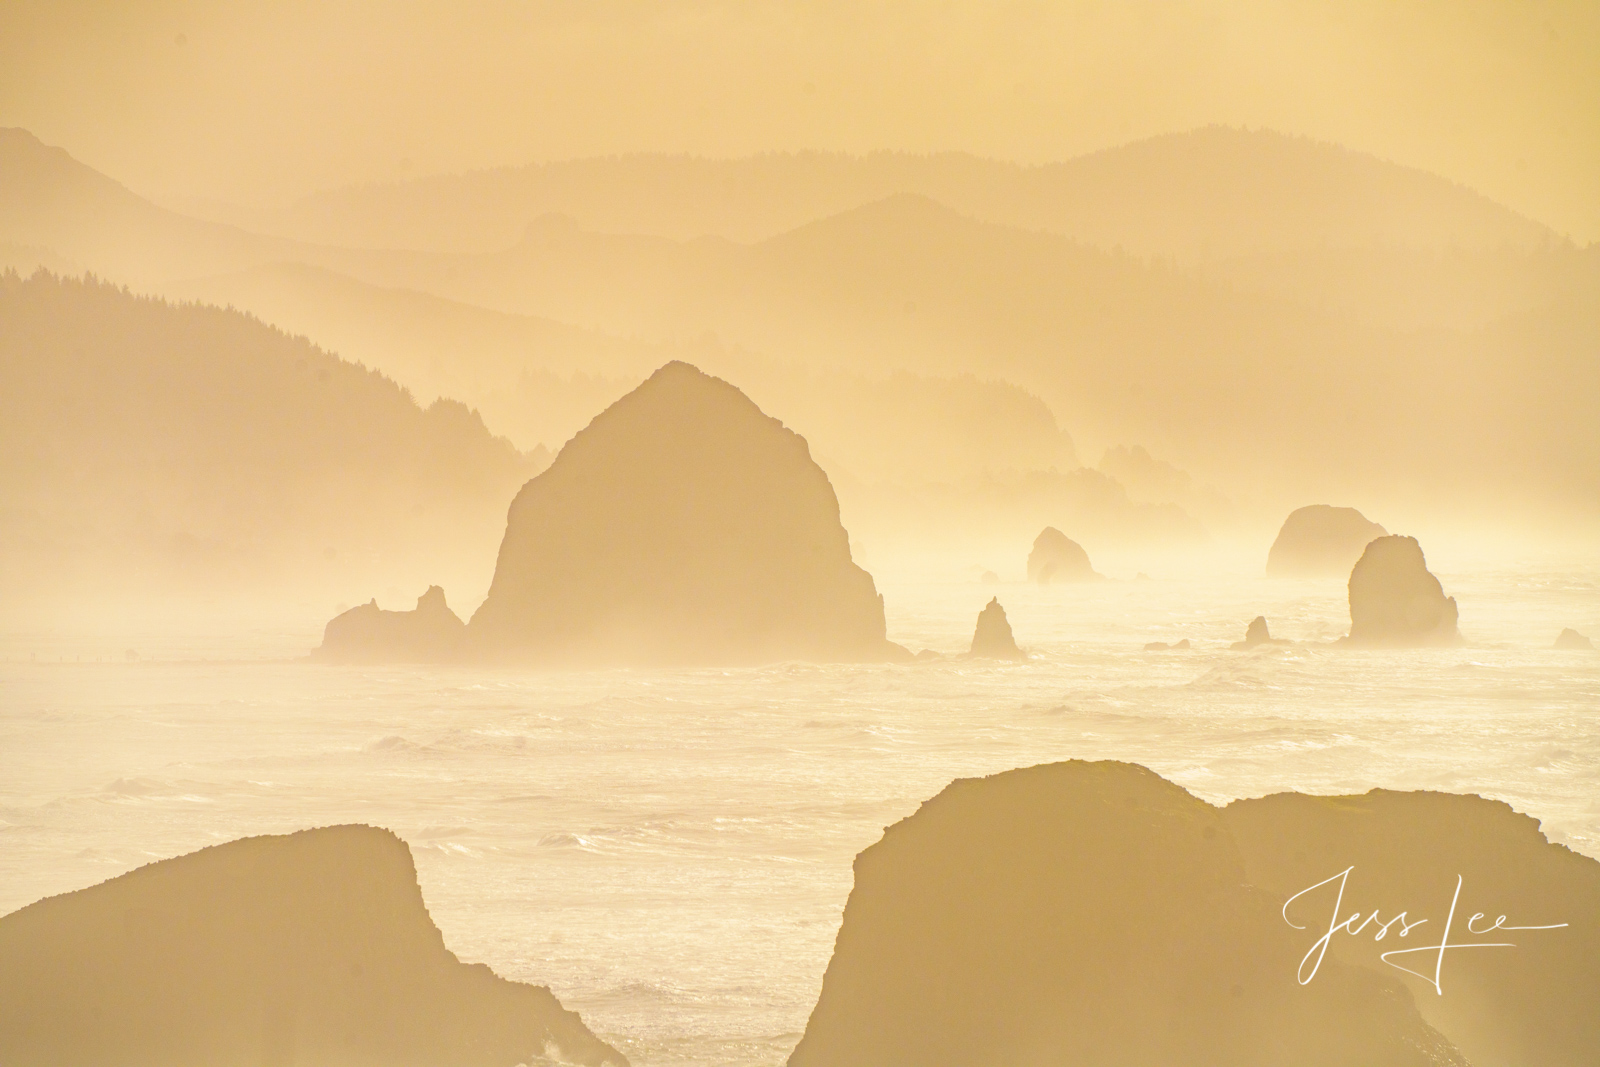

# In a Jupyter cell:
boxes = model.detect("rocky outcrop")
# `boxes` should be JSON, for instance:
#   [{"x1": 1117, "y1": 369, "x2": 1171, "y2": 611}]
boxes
[
  {"x1": 967, "y1": 598, "x2": 1023, "y2": 660},
  {"x1": 313, "y1": 585, "x2": 465, "y2": 663},
  {"x1": 1144, "y1": 638, "x2": 1190, "y2": 650},
  {"x1": 1025, "y1": 526, "x2": 1098, "y2": 583},
  {"x1": 1343, "y1": 535, "x2": 1461, "y2": 646},
  {"x1": 1230, "y1": 615, "x2": 1288, "y2": 650},
  {"x1": 0, "y1": 825, "x2": 625, "y2": 1067},
  {"x1": 1554, "y1": 628, "x2": 1593, "y2": 650},
  {"x1": 467, "y1": 362, "x2": 907, "y2": 665},
  {"x1": 1224, "y1": 789, "x2": 1600, "y2": 1067},
  {"x1": 790, "y1": 761, "x2": 1466, "y2": 1067},
  {"x1": 1266, "y1": 505, "x2": 1387, "y2": 577}
]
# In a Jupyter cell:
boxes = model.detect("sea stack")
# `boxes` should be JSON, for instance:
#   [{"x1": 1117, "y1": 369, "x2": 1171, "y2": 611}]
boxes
[
  {"x1": 1343, "y1": 535, "x2": 1461, "y2": 646},
  {"x1": 0, "y1": 826, "x2": 625, "y2": 1067},
  {"x1": 1230, "y1": 615, "x2": 1286, "y2": 650},
  {"x1": 789, "y1": 761, "x2": 1466, "y2": 1067},
  {"x1": 968, "y1": 598, "x2": 1023, "y2": 660},
  {"x1": 1026, "y1": 527, "x2": 1098, "y2": 583},
  {"x1": 1554, "y1": 628, "x2": 1594, "y2": 650},
  {"x1": 1224, "y1": 788, "x2": 1600, "y2": 1067},
  {"x1": 468, "y1": 362, "x2": 906, "y2": 665},
  {"x1": 313, "y1": 585, "x2": 465, "y2": 663},
  {"x1": 1266, "y1": 505, "x2": 1387, "y2": 577}
]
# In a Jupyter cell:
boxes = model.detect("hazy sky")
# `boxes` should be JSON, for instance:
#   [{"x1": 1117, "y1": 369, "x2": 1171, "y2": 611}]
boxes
[{"x1": 3, "y1": 0, "x2": 1597, "y2": 240}]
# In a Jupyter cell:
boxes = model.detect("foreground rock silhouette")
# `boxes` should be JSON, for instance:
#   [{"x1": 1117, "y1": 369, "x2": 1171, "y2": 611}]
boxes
[
  {"x1": 1025, "y1": 526, "x2": 1098, "y2": 583},
  {"x1": 1553, "y1": 628, "x2": 1593, "y2": 650},
  {"x1": 314, "y1": 585, "x2": 466, "y2": 663},
  {"x1": 1266, "y1": 505, "x2": 1387, "y2": 576},
  {"x1": 967, "y1": 598, "x2": 1023, "y2": 660},
  {"x1": 1343, "y1": 535, "x2": 1461, "y2": 646},
  {"x1": 789, "y1": 761, "x2": 1468, "y2": 1067},
  {"x1": 0, "y1": 825, "x2": 625, "y2": 1067},
  {"x1": 1224, "y1": 788, "x2": 1600, "y2": 1067}
]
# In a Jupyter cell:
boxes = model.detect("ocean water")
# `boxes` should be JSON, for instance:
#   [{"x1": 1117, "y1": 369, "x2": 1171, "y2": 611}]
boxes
[{"x1": 2, "y1": 563, "x2": 1597, "y2": 1066}]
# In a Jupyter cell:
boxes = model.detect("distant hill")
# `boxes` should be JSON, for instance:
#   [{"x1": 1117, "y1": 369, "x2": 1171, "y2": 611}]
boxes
[
  {"x1": 0, "y1": 271, "x2": 543, "y2": 622},
  {"x1": 158, "y1": 262, "x2": 666, "y2": 449},
  {"x1": 232, "y1": 128, "x2": 1555, "y2": 258},
  {"x1": 0, "y1": 127, "x2": 308, "y2": 282},
  {"x1": 6, "y1": 129, "x2": 1593, "y2": 539},
  {"x1": 299, "y1": 194, "x2": 1596, "y2": 529},
  {"x1": 156, "y1": 263, "x2": 1084, "y2": 489}
]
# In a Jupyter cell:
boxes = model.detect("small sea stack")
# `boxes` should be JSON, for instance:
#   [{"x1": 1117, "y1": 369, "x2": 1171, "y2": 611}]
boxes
[
  {"x1": 1230, "y1": 615, "x2": 1286, "y2": 650},
  {"x1": 313, "y1": 585, "x2": 465, "y2": 663},
  {"x1": 1266, "y1": 505, "x2": 1387, "y2": 577},
  {"x1": 0, "y1": 826, "x2": 625, "y2": 1067},
  {"x1": 1342, "y1": 535, "x2": 1461, "y2": 647},
  {"x1": 1553, "y1": 628, "x2": 1594, "y2": 650},
  {"x1": 789, "y1": 761, "x2": 1468, "y2": 1067},
  {"x1": 1143, "y1": 638, "x2": 1190, "y2": 651},
  {"x1": 968, "y1": 598, "x2": 1023, "y2": 660},
  {"x1": 1026, "y1": 527, "x2": 1098, "y2": 583},
  {"x1": 467, "y1": 362, "x2": 908, "y2": 666}
]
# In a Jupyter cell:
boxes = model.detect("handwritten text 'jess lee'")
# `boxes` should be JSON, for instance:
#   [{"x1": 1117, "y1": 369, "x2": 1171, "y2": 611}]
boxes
[{"x1": 1284, "y1": 868, "x2": 1567, "y2": 994}]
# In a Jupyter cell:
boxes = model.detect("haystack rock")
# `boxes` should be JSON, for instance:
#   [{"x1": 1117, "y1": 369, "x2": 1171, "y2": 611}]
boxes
[
  {"x1": 1343, "y1": 535, "x2": 1461, "y2": 646},
  {"x1": 789, "y1": 761, "x2": 1466, "y2": 1067},
  {"x1": 968, "y1": 598, "x2": 1023, "y2": 660},
  {"x1": 468, "y1": 362, "x2": 907, "y2": 665},
  {"x1": 1026, "y1": 526, "x2": 1098, "y2": 583},
  {"x1": 1230, "y1": 615, "x2": 1288, "y2": 650},
  {"x1": 1224, "y1": 788, "x2": 1600, "y2": 1067},
  {"x1": 314, "y1": 585, "x2": 465, "y2": 663},
  {"x1": 1554, "y1": 628, "x2": 1593, "y2": 650},
  {"x1": 0, "y1": 825, "x2": 625, "y2": 1067},
  {"x1": 1266, "y1": 505, "x2": 1387, "y2": 577}
]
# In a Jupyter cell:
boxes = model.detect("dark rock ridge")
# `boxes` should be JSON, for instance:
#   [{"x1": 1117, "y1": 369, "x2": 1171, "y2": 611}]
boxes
[
  {"x1": 0, "y1": 825, "x2": 625, "y2": 1067},
  {"x1": 1553, "y1": 628, "x2": 1593, "y2": 650},
  {"x1": 1343, "y1": 535, "x2": 1461, "y2": 646},
  {"x1": 468, "y1": 362, "x2": 906, "y2": 664},
  {"x1": 967, "y1": 598, "x2": 1023, "y2": 660},
  {"x1": 790, "y1": 761, "x2": 1467, "y2": 1067},
  {"x1": 1144, "y1": 638, "x2": 1190, "y2": 650},
  {"x1": 313, "y1": 585, "x2": 465, "y2": 663},
  {"x1": 1025, "y1": 526, "x2": 1099, "y2": 583},
  {"x1": 1266, "y1": 505, "x2": 1387, "y2": 577},
  {"x1": 1224, "y1": 788, "x2": 1600, "y2": 1067},
  {"x1": 1230, "y1": 615, "x2": 1289, "y2": 650}
]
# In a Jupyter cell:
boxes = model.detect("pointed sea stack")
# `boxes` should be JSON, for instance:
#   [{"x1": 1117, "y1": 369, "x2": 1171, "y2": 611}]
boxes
[
  {"x1": 313, "y1": 585, "x2": 465, "y2": 663},
  {"x1": 789, "y1": 761, "x2": 1466, "y2": 1067},
  {"x1": 1026, "y1": 527, "x2": 1098, "y2": 583},
  {"x1": 1554, "y1": 628, "x2": 1593, "y2": 650},
  {"x1": 468, "y1": 362, "x2": 907, "y2": 665},
  {"x1": 1343, "y1": 535, "x2": 1461, "y2": 646},
  {"x1": 968, "y1": 598, "x2": 1023, "y2": 660},
  {"x1": 1266, "y1": 505, "x2": 1387, "y2": 577},
  {"x1": 1230, "y1": 615, "x2": 1287, "y2": 650},
  {"x1": 0, "y1": 826, "x2": 625, "y2": 1067}
]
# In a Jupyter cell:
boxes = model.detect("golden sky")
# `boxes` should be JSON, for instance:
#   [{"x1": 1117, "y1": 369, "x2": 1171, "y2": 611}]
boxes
[{"x1": 3, "y1": 0, "x2": 1597, "y2": 240}]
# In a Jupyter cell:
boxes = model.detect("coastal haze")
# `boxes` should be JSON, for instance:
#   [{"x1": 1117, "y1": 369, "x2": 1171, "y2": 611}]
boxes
[{"x1": 2, "y1": 4, "x2": 1597, "y2": 1067}]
